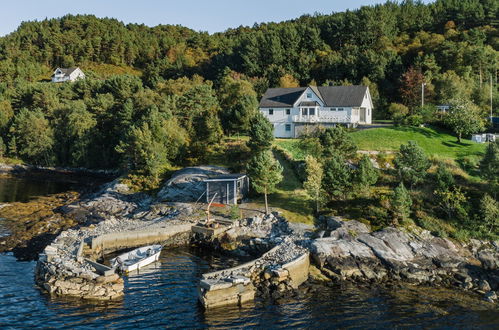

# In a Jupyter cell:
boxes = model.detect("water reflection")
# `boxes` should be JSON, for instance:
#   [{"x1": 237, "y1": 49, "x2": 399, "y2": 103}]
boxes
[
  {"x1": 1, "y1": 248, "x2": 498, "y2": 329},
  {"x1": 0, "y1": 176, "x2": 77, "y2": 203}
]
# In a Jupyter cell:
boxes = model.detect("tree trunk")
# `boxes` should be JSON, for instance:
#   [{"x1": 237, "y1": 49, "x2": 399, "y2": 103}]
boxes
[
  {"x1": 457, "y1": 133, "x2": 461, "y2": 143},
  {"x1": 315, "y1": 191, "x2": 319, "y2": 214},
  {"x1": 264, "y1": 186, "x2": 269, "y2": 215}
]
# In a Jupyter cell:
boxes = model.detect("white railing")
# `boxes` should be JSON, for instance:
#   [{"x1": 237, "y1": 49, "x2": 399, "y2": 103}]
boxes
[{"x1": 292, "y1": 115, "x2": 351, "y2": 123}]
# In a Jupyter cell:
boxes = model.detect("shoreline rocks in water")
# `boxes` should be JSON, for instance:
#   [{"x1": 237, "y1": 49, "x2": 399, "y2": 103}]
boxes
[{"x1": 311, "y1": 216, "x2": 499, "y2": 304}]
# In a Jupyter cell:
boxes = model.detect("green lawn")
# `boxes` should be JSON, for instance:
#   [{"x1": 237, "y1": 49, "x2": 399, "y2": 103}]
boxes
[
  {"x1": 350, "y1": 126, "x2": 486, "y2": 160},
  {"x1": 275, "y1": 126, "x2": 486, "y2": 161}
]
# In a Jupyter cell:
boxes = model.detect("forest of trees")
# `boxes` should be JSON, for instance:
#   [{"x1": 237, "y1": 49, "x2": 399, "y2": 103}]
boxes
[{"x1": 0, "y1": 0, "x2": 497, "y2": 172}]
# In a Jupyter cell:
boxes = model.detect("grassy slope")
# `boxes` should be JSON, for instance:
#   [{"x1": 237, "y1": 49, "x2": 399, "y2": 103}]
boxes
[
  {"x1": 267, "y1": 151, "x2": 314, "y2": 225},
  {"x1": 276, "y1": 126, "x2": 486, "y2": 161},
  {"x1": 351, "y1": 126, "x2": 486, "y2": 160}
]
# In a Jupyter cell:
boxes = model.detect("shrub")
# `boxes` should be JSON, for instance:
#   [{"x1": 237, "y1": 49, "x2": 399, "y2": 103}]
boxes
[
  {"x1": 404, "y1": 114, "x2": 424, "y2": 127},
  {"x1": 388, "y1": 103, "x2": 409, "y2": 119},
  {"x1": 229, "y1": 205, "x2": 241, "y2": 220},
  {"x1": 458, "y1": 156, "x2": 480, "y2": 171}
]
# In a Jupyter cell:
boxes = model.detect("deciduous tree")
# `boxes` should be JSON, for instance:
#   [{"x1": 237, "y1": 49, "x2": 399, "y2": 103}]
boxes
[
  {"x1": 304, "y1": 155, "x2": 324, "y2": 213},
  {"x1": 444, "y1": 98, "x2": 485, "y2": 142},
  {"x1": 246, "y1": 150, "x2": 283, "y2": 215}
]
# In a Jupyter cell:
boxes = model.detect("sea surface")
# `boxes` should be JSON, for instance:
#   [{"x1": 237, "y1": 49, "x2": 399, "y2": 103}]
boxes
[{"x1": 0, "y1": 176, "x2": 498, "y2": 329}]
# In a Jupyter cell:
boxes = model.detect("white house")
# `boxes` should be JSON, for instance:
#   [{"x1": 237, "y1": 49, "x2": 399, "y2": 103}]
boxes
[
  {"x1": 51, "y1": 67, "x2": 85, "y2": 83},
  {"x1": 259, "y1": 85, "x2": 373, "y2": 138}
]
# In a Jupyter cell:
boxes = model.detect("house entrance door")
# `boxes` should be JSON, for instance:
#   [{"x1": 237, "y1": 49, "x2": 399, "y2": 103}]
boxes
[{"x1": 360, "y1": 107, "x2": 366, "y2": 123}]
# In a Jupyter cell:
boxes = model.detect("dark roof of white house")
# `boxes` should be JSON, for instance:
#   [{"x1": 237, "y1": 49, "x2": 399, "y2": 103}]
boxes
[
  {"x1": 259, "y1": 85, "x2": 368, "y2": 108},
  {"x1": 53, "y1": 67, "x2": 80, "y2": 76}
]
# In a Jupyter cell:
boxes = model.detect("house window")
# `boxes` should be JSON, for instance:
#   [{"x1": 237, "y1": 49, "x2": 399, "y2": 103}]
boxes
[
  {"x1": 330, "y1": 108, "x2": 336, "y2": 111},
  {"x1": 285, "y1": 124, "x2": 291, "y2": 132},
  {"x1": 338, "y1": 108, "x2": 344, "y2": 111},
  {"x1": 309, "y1": 108, "x2": 315, "y2": 116},
  {"x1": 285, "y1": 109, "x2": 290, "y2": 115},
  {"x1": 301, "y1": 108, "x2": 308, "y2": 116},
  {"x1": 268, "y1": 109, "x2": 274, "y2": 115},
  {"x1": 306, "y1": 92, "x2": 312, "y2": 99}
]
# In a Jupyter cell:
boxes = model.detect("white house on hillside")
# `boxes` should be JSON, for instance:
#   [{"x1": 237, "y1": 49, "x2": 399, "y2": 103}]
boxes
[
  {"x1": 52, "y1": 67, "x2": 85, "y2": 83},
  {"x1": 259, "y1": 85, "x2": 373, "y2": 138}
]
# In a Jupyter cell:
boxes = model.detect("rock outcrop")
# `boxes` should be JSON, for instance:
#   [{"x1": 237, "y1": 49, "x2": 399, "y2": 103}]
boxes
[
  {"x1": 157, "y1": 166, "x2": 229, "y2": 202},
  {"x1": 311, "y1": 217, "x2": 499, "y2": 303}
]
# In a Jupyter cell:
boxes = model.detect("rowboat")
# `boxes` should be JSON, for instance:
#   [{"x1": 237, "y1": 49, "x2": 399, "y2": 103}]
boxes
[{"x1": 111, "y1": 245, "x2": 162, "y2": 273}]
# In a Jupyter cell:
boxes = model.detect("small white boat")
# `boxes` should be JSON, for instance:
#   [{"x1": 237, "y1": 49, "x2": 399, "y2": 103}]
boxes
[{"x1": 111, "y1": 245, "x2": 162, "y2": 273}]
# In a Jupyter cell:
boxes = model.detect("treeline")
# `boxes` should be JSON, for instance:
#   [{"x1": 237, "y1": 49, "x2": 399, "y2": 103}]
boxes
[
  {"x1": 0, "y1": 0, "x2": 497, "y2": 171},
  {"x1": 1, "y1": 0, "x2": 497, "y2": 102},
  {"x1": 0, "y1": 73, "x2": 257, "y2": 176}
]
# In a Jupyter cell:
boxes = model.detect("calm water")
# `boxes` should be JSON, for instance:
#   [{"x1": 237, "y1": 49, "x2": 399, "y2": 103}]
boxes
[
  {"x1": 0, "y1": 176, "x2": 77, "y2": 203},
  {"x1": 0, "y1": 176, "x2": 498, "y2": 329}
]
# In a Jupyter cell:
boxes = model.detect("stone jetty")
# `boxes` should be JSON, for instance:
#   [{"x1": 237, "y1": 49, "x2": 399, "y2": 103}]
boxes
[{"x1": 35, "y1": 179, "x2": 194, "y2": 300}]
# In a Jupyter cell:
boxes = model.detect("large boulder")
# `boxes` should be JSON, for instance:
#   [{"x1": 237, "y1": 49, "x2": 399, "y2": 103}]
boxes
[
  {"x1": 157, "y1": 166, "x2": 229, "y2": 202},
  {"x1": 478, "y1": 250, "x2": 499, "y2": 270},
  {"x1": 325, "y1": 217, "x2": 370, "y2": 240}
]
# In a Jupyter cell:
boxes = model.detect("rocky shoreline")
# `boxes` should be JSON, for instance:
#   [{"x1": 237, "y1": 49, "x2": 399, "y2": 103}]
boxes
[
  {"x1": 1, "y1": 166, "x2": 498, "y2": 307},
  {"x1": 311, "y1": 216, "x2": 499, "y2": 303}
]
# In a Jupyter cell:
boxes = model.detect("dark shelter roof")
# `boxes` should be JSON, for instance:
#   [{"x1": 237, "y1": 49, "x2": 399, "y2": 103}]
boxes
[
  {"x1": 259, "y1": 85, "x2": 368, "y2": 108},
  {"x1": 204, "y1": 174, "x2": 247, "y2": 182}
]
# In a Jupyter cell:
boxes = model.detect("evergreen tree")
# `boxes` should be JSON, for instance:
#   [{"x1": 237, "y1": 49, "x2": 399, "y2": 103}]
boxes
[
  {"x1": 390, "y1": 183, "x2": 412, "y2": 225},
  {"x1": 479, "y1": 194, "x2": 499, "y2": 234},
  {"x1": 394, "y1": 141, "x2": 430, "y2": 188},
  {"x1": 304, "y1": 155, "x2": 324, "y2": 213},
  {"x1": 322, "y1": 152, "x2": 352, "y2": 200},
  {"x1": 116, "y1": 108, "x2": 187, "y2": 178},
  {"x1": 246, "y1": 150, "x2": 283, "y2": 215},
  {"x1": 354, "y1": 154, "x2": 378, "y2": 194},
  {"x1": 435, "y1": 164, "x2": 455, "y2": 192},
  {"x1": 247, "y1": 112, "x2": 274, "y2": 152},
  {"x1": 54, "y1": 101, "x2": 97, "y2": 167},
  {"x1": 480, "y1": 140, "x2": 499, "y2": 196},
  {"x1": 9, "y1": 108, "x2": 54, "y2": 166},
  {"x1": 219, "y1": 73, "x2": 258, "y2": 135},
  {"x1": 317, "y1": 125, "x2": 357, "y2": 159}
]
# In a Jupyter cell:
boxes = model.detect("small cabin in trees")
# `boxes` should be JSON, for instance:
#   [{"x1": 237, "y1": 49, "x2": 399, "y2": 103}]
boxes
[
  {"x1": 52, "y1": 67, "x2": 85, "y2": 83},
  {"x1": 259, "y1": 85, "x2": 373, "y2": 138},
  {"x1": 204, "y1": 174, "x2": 249, "y2": 205}
]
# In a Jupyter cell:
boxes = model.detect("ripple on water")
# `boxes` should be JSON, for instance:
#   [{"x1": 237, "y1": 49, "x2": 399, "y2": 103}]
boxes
[{"x1": 0, "y1": 249, "x2": 498, "y2": 329}]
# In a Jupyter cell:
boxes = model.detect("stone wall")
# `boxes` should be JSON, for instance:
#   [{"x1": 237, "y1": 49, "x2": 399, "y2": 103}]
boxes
[
  {"x1": 90, "y1": 224, "x2": 192, "y2": 255},
  {"x1": 36, "y1": 262, "x2": 124, "y2": 300},
  {"x1": 198, "y1": 238, "x2": 310, "y2": 309}
]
